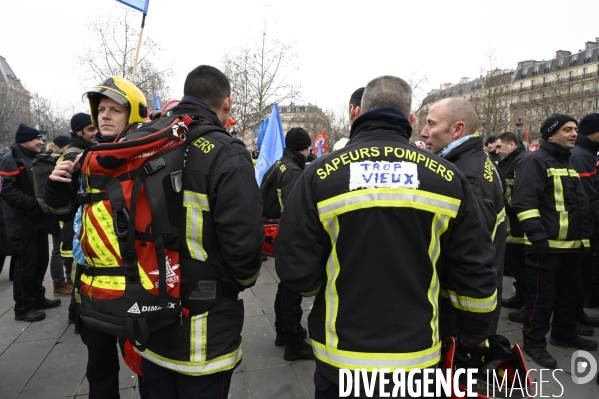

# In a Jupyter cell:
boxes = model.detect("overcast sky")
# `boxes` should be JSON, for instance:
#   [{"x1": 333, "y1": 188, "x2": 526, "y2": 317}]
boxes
[{"x1": 2, "y1": 0, "x2": 599, "y2": 117}]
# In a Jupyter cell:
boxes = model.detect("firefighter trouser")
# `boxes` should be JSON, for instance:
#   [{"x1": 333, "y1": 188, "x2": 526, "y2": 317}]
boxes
[
  {"x1": 80, "y1": 318, "x2": 120, "y2": 399},
  {"x1": 523, "y1": 252, "x2": 582, "y2": 348},
  {"x1": 274, "y1": 282, "x2": 306, "y2": 346},
  {"x1": 10, "y1": 229, "x2": 49, "y2": 316},
  {"x1": 506, "y1": 243, "x2": 526, "y2": 298},
  {"x1": 141, "y1": 358, "x2": 232, "y2": 399}
]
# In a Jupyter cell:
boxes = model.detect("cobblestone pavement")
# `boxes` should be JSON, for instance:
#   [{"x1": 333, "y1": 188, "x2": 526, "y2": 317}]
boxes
[{"x1": 1, "y1": 249, "x2": 598, "y2": 398}]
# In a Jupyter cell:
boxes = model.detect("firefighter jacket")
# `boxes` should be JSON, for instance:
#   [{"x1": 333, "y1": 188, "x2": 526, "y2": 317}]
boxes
[
  {"x1": 0, "y1": 142, "x2": 56, "y2": 237},
  {"x1": 570, "y1": 134, "x2": 599, "y2": 226},
  {"x1": 260, "y1": 147, "x2": 306, "y2": 219},
  {"x1": 512, "y1": 140, "x2": 592, "y2": 252},
  {"x1": 498, "y1": 146, "x2": 528, "y2": 244},
  {"x1": 275, "y1": 107, "x2": 497, "y2": 385},
  {"x1": 138, "y1": 97, "x2": 264, "y2": 376}
]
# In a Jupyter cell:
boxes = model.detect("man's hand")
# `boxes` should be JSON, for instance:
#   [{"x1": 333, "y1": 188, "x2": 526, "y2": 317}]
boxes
[
  {"x1": 49, "y1": 155, "x2": 82, "y2": 183},
  {"x1": 531, "y1": 239, "x2": 550, "y2": 259}
]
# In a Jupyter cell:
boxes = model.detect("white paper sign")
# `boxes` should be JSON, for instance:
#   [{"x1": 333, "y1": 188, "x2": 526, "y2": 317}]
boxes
[{"x1": 349, "y1": 161, "x2": 419, "y2": 191}]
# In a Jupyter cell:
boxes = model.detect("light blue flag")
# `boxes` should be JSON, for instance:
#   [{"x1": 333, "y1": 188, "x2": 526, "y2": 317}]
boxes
[
  {"x1": 116, "y1": 0, "x2": 150, "y2": 13},
  {"x1": 255, "y1": 104, "x2": 285, "y2": 186},
  {"x1": 317, "y1": 143, "x2": 322, "y2": 158},
  {"x1": 153, "y1": 93, "x2": 160, "y2": 110},
  {"x1": 257, "y1": 118, "x2": 269, "y2": 149}
]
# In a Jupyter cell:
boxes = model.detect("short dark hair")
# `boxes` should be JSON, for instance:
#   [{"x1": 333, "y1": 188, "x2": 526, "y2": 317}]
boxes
[
  {"x1": 496, "y1": 132, "x2": 519, "y2": 146},
  {"x1": 183, "y1": 65, "x2": 231, "y2": 109},
  {"x1": 361, "y1": 76, "x2": 412, "y2": 116},
  {"x1": 349, "y1": 87, "x2": 365, "y2": 107}
]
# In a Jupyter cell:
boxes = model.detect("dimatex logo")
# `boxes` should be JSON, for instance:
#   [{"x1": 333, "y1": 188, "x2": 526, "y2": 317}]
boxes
[{"x1": 127, "y1": 303, "x2": 141, "y2": 314}]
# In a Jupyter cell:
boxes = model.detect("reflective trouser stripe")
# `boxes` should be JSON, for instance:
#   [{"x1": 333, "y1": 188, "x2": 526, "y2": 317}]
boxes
[
  {"x1": 317, "y1": 188, "x2": 461, "y2": 349},
  {"x1": 136, "y1": 344, "x2": 242, "y2": 376},
  {"x1": 60, "y1": 243, "x2": 73, "y2": 258},
  {"x1": 447, "y1": 289, "x2": 497, "y2": 313},
  {"x1": 184, "y1": 191, "x2": 210, "y2": 261},
  {"x1": 517, "y1": 209, "x2": 540, "y2": 222},
  {"x1": 277, "y1": 188, "x2": 284, "y2": 212},
  {"x1": 235, "y1": 270, "x2": 260, "y2": 287},
  {"x1": 191, "y1": 312, "x2": 208, "y2": 363},
  {"x1": 311, "y1": 340, "x2": 441, "y2": 372},
  {"x1": 492, "y1": 207, "x2": 506, "y2": 241}
]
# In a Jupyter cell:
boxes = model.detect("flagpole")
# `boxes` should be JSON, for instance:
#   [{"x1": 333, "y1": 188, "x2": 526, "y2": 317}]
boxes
[{"x1": 130, "y1": 13, "x2": 146, "y2": 84}]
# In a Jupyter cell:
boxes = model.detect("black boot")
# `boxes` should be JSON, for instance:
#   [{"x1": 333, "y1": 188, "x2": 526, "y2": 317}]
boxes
[
  {"x1": 501, "y1": 291, "x2": 523, "y2": 309},
  {"x1": 508, "y1": 306, "x2": 525, "y2": 323},
  {"x1": 284, "y1": 341, "x2": 315, "y2": 361},
  {"x1": 522, "y1": 345, "x2": 557, "y2": 368},
  {"x1": 579, "y1": 313, "x2": 599, "y2": 327},
  {"x1": 577, "y1": 321, "x2": 594, "y2": 336}
]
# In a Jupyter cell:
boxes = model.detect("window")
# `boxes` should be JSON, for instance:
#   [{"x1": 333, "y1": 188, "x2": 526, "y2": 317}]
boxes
[
  {"x1": 596, "y1": 99, "x2": 599, "y2": 110},
  {"x1": 531, "y1": 80, "x2": 535, "y2": 89},
  {"x1": 568, "y1": 86, "x2": 573, "y2": 94},
  {"x1": 541, "y1": 108, "x2": 546, "y2": 117},
  {"x1": 543, "y1": 77, "x2": 548, "y2": 86},
  {"x1": 530, "y1": 109, "x2": 535, "y2": 118},
  {"x1": 558, "y1": 58, "x2": 565, "y2": 67},
  {"x1": 583, "y1": 67, "x2": 589, "y2": 78},
  {"x1": 521, "y1": 68, "x2": 528, "y2": 78},
  {"x1": 571, "y1": 54, "x2": 579, "y2": 64},
  {"x1": 569, "y1": 70, "x2": 574, "y2": 80},
  {"x1": 520, "y1": 82, "x2": 524, "y2": 91},
  {"x1": 585, "y1": 51, "x2": 593, "y2": 61},
  {"x1": 567, "y1": 104, "x2": 573, "y2": 113},
  {"x1": 582, "y1": 101, "x2": 587, "y2": 111}
]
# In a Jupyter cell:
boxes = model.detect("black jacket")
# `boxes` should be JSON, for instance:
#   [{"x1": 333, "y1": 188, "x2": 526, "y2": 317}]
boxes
[
  {"x1": 275, "y1": 108, "x2": 497, "y2": 385},
  {"x1": 260, "y1": 147, "x2": 306, "y2": 219},
  {"x1": 497, "y1": 146, "x2": 528, "y2": 243},
  {"x1": 139, "y1": 97, "x2": 264, "y2": 375},
  {"x1": 0, "y1": 142, "x2": 55, "y2": 237},
  {"x1": 570, "y1": 134, "x2": 599, "y2": 225},
  {"x1": 512, "y1": 140, "x2": 592, "y2": 252}
]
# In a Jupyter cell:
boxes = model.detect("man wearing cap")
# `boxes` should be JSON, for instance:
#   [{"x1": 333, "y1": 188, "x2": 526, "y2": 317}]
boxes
[
  {"x1": 570, "y1": 113, "x2": 599, "y2": 325},
  {"x1": 260, "y1": 127, "x2": 315, "y2": 361},
  {"x1": 0, "y1": 123, "x2": 61, "y2": 322},
  {"x1": 512, "y1": 114, "x2": 596, "y2": 368}
]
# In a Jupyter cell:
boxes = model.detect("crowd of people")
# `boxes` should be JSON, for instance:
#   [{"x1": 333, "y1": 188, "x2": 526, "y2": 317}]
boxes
[{"x1": 0, "y1": 64, "x2": 598, "y2": 398}]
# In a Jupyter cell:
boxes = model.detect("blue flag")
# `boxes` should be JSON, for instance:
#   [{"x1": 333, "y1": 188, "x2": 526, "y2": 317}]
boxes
[
  {"x1": 153, "y1": 93, "x2": 161, "y2": 110},
  {"x1": 255, "y1": 104, "x2": 285, "y2": 186},
  {"x1": 116, "y1": 0, "x2": 150, "y2": 13}
]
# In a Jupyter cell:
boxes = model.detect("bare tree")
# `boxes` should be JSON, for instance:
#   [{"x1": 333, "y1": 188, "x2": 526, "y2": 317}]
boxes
[
  {"x1": 222, "y1": 22, "x2": 301, "y2": 144},
  {"x1": 0, "y1": 84, "x2": 32, "y2": 147},
  {"x1": 30, "y1": 92, "x2": 70, "y2": 140},
  {"x1": 78, "y1": 7, "x2": 173, "y2": 107},
  {"x1": 323, "y1": 103, "x2": 351, "y2": 150}
]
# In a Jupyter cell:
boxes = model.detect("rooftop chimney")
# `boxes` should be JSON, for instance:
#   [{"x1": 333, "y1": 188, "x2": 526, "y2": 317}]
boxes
[{"x1": 459, "y1": 77, "x2": 469, "y2": 84}]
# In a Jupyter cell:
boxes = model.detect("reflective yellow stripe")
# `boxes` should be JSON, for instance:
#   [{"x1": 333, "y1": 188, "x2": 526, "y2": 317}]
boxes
[
  {"x1": 301, "y1": 285, "x2": 321, "y2": 297},
  {"x1": 317, "y1": 188, "x2": 460, "y2": 350},
  {"x1": 137, "y1": 344, "x2": 242, "y2": 376},
  {"x1": 504, "y1": 179, "x2": 514, "y2": 208},
  {"x1": 80, "y1": 274, "x2": 126, "y2": 290},
  {"x1": 507, "y1": 236, "x2": 526, "y2": 244},
  {"x1": 312, "y1": 340, "x2": 441, "y2": 372},
  {"x1": 547, "y1": 169, "x2": 569, "y2": 240},
  {"x1": 184, "y1": 191, "x2": 209, "y2": 261},
  {"x1": 190, "y1": 312, "x2": 208, "y2": 363},
  {"x1": 517, "y1": 209, "x2": 540, "y2": 222},
  {"x1": 492, "y1": 207, "x2": 506, "y2": 241},
  {"x1": 427, "y1": 214, "x2": 450, "y2": 347},
  {"x1": 523, "y1": 236, "x2": 589, "y2": 249},
  {"x1": 60, "y1": 243, "x2": 73, "y2": 258},
  {"x1": 277, "y1": 188, "x2": 284, "y2": 212},
  {"x1": 83, "y1": 199, "x2": 122, "y2": 266},
  {"x1": 235, "y1": 270, "x2": 261, "y2": 286},
  {"x1": 447, "y1": 289, "x2": 497, "y2": 313},
  {"x1": 317, "y1": 188, "x2": 461, "y2": 220}
]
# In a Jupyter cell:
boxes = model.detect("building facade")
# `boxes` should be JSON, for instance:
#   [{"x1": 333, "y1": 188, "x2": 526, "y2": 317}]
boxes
[
  {"x1": 278, "y1": 102, "x2": 330, "y2": 141},
  {"x1": 0, "y1": 55, "x2": 31, "y2": 147},
  {"x1": 416, "y1": 38, "x2": 599, "y2": 144}
]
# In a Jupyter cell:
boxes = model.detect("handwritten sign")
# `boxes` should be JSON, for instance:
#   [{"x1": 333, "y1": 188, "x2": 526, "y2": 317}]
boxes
[{"x1": 349, "y1": 161, "x2": 420, "y2": 191}]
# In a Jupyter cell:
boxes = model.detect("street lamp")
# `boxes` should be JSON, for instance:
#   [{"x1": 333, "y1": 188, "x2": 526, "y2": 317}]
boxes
[{"x1": 515, "y1": 119, "x2": 524, "y2": 141}]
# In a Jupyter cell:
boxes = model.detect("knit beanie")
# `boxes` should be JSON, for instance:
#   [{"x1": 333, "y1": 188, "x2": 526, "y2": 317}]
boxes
[
  {"x1": 484, "y1": 136, "x2": 496, "y2": 146},
  {"x1": 70, "y1": 113, "x2": 92, "y2": 134},
  {"x1": 53, "y1": 135, "x2": 71, "y2": 148},
  {"x1": 15, "y1": 123, "x2": 42, "y2": 143},
  {"x1": 285, "y1": 128, "x2": 312, "y2": 151},
  {"x1": 541, "y1": 114, "x2": 577, "y2": 140},
  {"x1": 578, "y1": 113, "x2": 599, "y2": 136}
]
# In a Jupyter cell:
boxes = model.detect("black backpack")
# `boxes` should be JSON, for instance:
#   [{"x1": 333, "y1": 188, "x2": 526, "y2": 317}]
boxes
[{"x1": 32, "y1": 147, "x2": 83, "y2": 213}]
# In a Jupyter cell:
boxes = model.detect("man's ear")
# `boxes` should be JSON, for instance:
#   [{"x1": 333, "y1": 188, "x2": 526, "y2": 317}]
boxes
[
  {"x1": 451, "y1": 121, "x2": 466, "y2": 139},
  {"x1": 409, "y1": 113, "x2": 416, "y2": 126},
  {"x1": 223, "y1": 96, "x2": 232, "y2": 114},
  {"x1": 76, "y1": 130, "x2": 83, "y2": 137},
  {"x1": 354, "y1": 106, "x2": 362, "y2": 119}
]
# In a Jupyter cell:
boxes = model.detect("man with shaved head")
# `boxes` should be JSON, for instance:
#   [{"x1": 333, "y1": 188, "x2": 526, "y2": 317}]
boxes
[{"x1": 421, "y1": 97, "x2": 506, "y2": 335}]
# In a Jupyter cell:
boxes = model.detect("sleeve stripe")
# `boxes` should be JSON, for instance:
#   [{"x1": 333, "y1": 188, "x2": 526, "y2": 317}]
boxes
[
  {"x1": 447, "y1": 289, "x2": 497, "y2": 313},
  {"x1": 517, "y1": 209, "x2": 541, "y2": 222},
  {"x1": 578, "y1": 170, "x2": 597, "y2": 177}
]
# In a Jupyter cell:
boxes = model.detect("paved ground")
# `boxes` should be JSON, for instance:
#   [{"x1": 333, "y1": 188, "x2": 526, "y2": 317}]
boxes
[{"x1": 1, "y1": 248, "x2": 599, "y2": 398}]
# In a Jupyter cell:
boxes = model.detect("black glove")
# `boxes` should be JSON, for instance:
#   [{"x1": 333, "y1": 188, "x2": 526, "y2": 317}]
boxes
[{"x1": 531, "y1": 239, "x2": 550, "y2": 259}]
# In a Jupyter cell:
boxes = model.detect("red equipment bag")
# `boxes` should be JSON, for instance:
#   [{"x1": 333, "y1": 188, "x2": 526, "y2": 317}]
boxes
[
  {"x1": 262, "y1": 220, "x2": 279, "y2": 258},
  {"x1": 77, "y1": 115, "x2": 217, "y2": 350}
]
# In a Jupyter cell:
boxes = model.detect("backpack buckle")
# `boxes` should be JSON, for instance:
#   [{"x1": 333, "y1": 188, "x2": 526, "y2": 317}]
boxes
[
  {"x1": 113, "y1": 207, "x2": 130, "y2": 238},
  {"x1": 144, "y1": 158, "x2": 166, "y2": 175}
]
